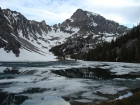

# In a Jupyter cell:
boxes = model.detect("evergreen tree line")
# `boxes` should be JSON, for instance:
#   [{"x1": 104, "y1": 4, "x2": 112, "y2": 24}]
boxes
[{"x1": 83, "y1": 24, "x2": 140, "y2": 63}]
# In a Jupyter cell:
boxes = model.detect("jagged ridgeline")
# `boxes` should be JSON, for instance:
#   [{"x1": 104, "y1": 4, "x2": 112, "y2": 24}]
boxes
[
  {"x1": 0, "y1": 7, "x2": 52, "y2": 57},
  {"x1": 0, "y1": 7, "x2": 129, "y2": 60}
]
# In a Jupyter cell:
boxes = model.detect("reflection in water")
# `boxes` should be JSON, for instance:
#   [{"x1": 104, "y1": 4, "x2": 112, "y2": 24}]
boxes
[
  {"x1": 0, "y1": 88, "x2": 51, "y2": 105},
  {"x1": 3, "y1": 68, "x2": 20, "y2": 74},
  {"x1": 51, "y1": 68, "x2": 140, "y2": 80},
  {"x1": 51, "y1": 68, "x2": 112, "y2": 80},
  {"x1": 0, "y1": 92, "x2": 28, "y2": 105},
  {"x1": 21, "y1": 87, "x2": 51, "y2": 94}
]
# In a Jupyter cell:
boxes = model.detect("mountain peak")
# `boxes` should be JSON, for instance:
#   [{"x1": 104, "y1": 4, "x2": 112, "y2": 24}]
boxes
[
  {"x1": 70, "y1": 8, "x2": 87, "y2": 20},
  {"x1": 76, "y1": 8, "x2": 84, "y2": 12},
  {"x1": 41, "y1": 20, "x2": 46, "y2": 25},
  {"x1": 70, "y1": 9, "x2": 99, "y2": 20}
]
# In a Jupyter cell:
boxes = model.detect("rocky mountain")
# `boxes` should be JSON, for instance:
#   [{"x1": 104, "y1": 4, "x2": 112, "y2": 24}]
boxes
[
  {"x1": 0, "y1": 7, "x2": 80, "y2": 61},
  {"x1": 50, "y1": 9, "x2": 129, "y2": 58},
  {"x1": 0, "y1": 7, "x2": 129, "y2": 61},
  {"x1": 62, "y1": 9, "x2": 128, "y2": 35}
]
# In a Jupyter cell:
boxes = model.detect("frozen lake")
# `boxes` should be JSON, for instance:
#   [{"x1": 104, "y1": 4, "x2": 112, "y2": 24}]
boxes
[{"x1": 0, "y1": 61, "x2": 140, "y2": 105}]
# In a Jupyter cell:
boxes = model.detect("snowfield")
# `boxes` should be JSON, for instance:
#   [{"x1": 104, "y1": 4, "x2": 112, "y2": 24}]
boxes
[
  {"x1": 0, "y1": 48, "x2": 57, "y2": 61},
  {"x1": 0, "y1": 26, "x2": 80, "y2": 61}
]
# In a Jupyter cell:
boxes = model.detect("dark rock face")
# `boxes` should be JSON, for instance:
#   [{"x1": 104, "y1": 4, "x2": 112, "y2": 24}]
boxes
[
  {"x1": 62, "y1": 8, "x2": 128, "y2": 35},
  {"x1": 0, "y1": 9, "x2": 21, "y2": 56},
  {"x1": 70, "y1": 9, "x2": 93, "y2": 28},
  {"x1": 2, "y1": 9, "x2": 51, "y2": 39},
  {"x1": 0, "y1": 8, "x2": 52, "y2": 57}
]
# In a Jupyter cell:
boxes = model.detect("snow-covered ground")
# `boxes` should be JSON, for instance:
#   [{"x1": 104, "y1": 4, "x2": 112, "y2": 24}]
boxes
[
  {"x1": 0, "y1": 48, "x2": 56, "y2": 61},
  {"x1": 0, "y1": 24, "x2": 80, "y2": 61},
  {"x1": 0, "y1": 61, "x2": 140, "y2": 105}
]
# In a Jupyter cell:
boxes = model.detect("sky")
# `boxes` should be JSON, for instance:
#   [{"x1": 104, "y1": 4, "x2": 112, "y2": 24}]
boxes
[{"x1": 0, "y1": 0, "x2": 140, "y2": 28}]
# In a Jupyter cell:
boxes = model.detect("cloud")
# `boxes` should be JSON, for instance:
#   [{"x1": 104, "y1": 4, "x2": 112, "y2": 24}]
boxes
[
  {"x1": 85, "y1": 0, "x2": 139, "y2": 8},
  {"x1": 81, "y1": 0, "x2": 140, "y2": 26},
  {"x1": 0, "y1": 0, "x2": 79, "y2": 25},
  {"x1": 0, "y1": 0, "x2": 140, "y2": 27}
]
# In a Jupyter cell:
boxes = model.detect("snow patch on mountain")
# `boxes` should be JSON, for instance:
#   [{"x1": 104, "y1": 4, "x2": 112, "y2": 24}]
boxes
[
  {"x1": 86, "y1": 11, "x2": 98, "y2": 17},
  {"x1": 0, "y1": 48, "x2": 56, "y2": 61}
]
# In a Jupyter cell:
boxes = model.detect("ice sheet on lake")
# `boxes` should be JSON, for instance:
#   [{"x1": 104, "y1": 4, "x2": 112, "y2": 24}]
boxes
[
  {"x1": 0, "y1": 61, "x2": 140, "y2": 104},
  {"x1": 21, "y1": 96, "x2": 70, "y2": 105},
  {"x1": 81, "y1": 91, "x2": 107, "y2": 100},
  {"x1": 0, "y1": 67, "x2": 7, "y2": 73},
  {"x1": 117, "y1": 92, "x2": 133, "y2": 99},
  {"x1": 1, "y1": 69, "x2": 89, "y2": 95},
  {"x1": 95, "y1": 85, "x2": 127, "y2": 94},
  {"x1": 79, "y1": 61, "x2": 140, "y2": 75}
]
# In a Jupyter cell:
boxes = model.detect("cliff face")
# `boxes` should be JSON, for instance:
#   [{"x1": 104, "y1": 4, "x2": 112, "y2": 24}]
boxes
[
  {"x1": 61, "y1": 9, "x2": 128, "y2": 35},
  {"x1": 0, "y1": 8, "x2": 21, "y2": 56},
  {"x1": 0, "y1": 8, "x2": 52, "y2": 56}
]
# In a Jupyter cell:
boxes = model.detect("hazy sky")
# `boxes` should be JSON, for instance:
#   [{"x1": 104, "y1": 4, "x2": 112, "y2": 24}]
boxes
[{"x1": 1, "y1": 0, "x2": 140, "y2": 28}]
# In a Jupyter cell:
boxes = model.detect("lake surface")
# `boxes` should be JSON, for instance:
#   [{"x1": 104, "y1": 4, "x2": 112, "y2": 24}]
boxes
[{"x1": 0, "y1": 61, "x2": 140, "y2": 105}]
